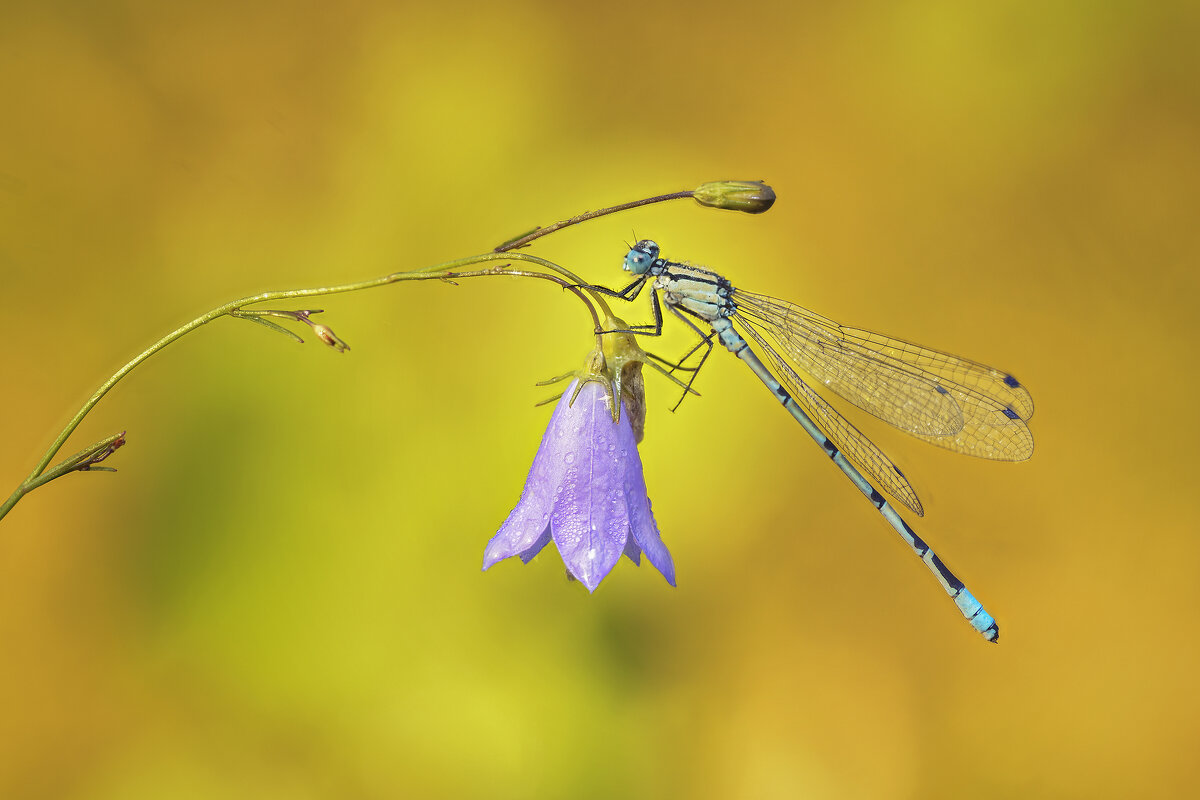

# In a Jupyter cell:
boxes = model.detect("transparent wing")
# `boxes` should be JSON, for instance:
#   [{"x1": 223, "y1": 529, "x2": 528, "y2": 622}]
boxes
[
  {"x1": 736, "y1": 292, "x2": 965, "y2": 438},
  {"x1": 735, "y1": 290, "x2": 1034, "y2": 461},
  {"x1": 834, "y1": 323, "x2": 1034, "y2": 460},
  {"x1": 736, "y1": 319, "x2": 926, "y2": 516}
]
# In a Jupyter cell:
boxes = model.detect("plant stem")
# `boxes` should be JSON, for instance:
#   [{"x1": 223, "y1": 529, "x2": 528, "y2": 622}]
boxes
[
  {"x1": 3, "y1": 176, "x2": 750, "y2": 523},
  {"x1": 0, "y1": 251, "x2": 606, "y2": 524},
  {"x1": 494, "y1": 190, "x2": 695, "y2": 252}
]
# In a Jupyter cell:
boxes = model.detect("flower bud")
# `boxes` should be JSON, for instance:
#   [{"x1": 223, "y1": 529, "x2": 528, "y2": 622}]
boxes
[
  {"x1": 692, "y1": 180, "x2": 776, "y2": 214},
  {"x1": 312, "y1": 324, "x2": 350, "y2": 353}
]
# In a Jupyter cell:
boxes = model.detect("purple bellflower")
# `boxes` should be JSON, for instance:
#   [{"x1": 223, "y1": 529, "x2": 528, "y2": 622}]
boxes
[{"x1": 482, "y1": 374, "x2": 675, "y2": 592}]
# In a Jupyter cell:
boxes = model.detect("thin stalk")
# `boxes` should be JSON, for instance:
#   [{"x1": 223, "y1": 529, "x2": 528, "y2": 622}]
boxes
[
  {"x1": 4, "y1": 178, "x2": 772, "y2": 523},
  {"x1": 494, "y1": 190, "x2": 695, "y2": 252},
  {"x1": 1, "y1": 252, "x2": 604, "y2": 523}
]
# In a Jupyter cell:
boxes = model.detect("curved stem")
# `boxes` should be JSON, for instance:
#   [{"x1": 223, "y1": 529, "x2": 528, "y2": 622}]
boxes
[
  {"x1": 1, "y1": 252, "x2": 603, "y2": 523},
  {"x1": 494, "y1": 190, "x2": 695, "y2": 252},
  {"x1": 3, "y1": 176, "x2": 752, "y2": 523}
]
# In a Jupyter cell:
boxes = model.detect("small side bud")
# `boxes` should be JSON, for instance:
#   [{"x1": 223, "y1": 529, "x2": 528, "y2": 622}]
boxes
[
  {"x1": 292, "y1": 310, "x2": 350, "y2": 352},
  {"x1": 311, "y1": 324, "x2": 350, "y2": 353},
  {"x1": 692, "y1": 180, "x2": 776, "y2": 214}
]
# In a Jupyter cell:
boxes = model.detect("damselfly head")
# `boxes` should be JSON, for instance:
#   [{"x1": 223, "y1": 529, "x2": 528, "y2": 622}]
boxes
[{"x1": 624, "y1": 240, "x2": 660, "y2": 274}]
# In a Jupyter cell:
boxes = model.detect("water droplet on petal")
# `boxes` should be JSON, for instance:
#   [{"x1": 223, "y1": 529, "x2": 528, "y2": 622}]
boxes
[{"x1": 564, "y1": 452, "x2": 576, "y2": 465}]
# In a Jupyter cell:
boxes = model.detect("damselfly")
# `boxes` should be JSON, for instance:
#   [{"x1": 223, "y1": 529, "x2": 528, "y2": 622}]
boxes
[{"x1": 608, "y1": 240, "x2": 1034, "y2": 641}]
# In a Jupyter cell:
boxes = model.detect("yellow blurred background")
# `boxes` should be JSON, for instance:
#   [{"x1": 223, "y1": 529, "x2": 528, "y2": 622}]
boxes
[{"x1": 2, "y1": 1, "x2": 1198, "y2": 797}]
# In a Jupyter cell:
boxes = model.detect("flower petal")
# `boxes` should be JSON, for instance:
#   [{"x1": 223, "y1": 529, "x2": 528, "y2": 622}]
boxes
[
  {"x1": 549, "y1": 381, "x2": 630, "y2": 591},
  {"x1": 484, "y1": 504, "x2": 552, "y2": 569},
  {"x1": 623, "y1": 436, "x2": 675, "y2": 586},
  {"x1": 482, "y1": 383, "x2": 575, "y2": 571}
]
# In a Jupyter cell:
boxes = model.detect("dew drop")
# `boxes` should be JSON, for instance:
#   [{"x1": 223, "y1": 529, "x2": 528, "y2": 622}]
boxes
[{"x1": 564, "y1": 452, "x2": 576, "y2": 465}]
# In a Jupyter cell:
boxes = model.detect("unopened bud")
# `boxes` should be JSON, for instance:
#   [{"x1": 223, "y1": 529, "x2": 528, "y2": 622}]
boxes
[
  {"x1": 312, "y1": 324, "x2": 350, "y2": 353},
  {"x1": 692, "y1": 180, "x2": 776, "y2": 214}
]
